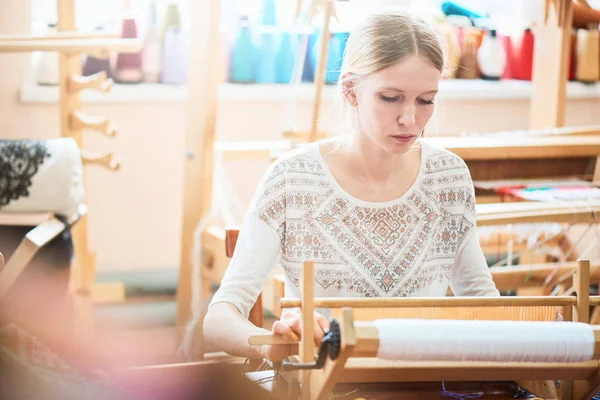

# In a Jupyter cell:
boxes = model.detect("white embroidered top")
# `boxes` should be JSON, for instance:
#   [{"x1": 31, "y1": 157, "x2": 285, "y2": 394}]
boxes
[{"x1": 210, "y1": 140, "x2": 500, "y2": 318}]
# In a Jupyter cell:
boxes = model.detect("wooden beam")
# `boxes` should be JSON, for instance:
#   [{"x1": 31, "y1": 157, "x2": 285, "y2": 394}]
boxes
[
  {"x1": 529, "y1": 0, "x2": 573, "y2": 129},
  {"x1": 476, "y1": 200, "x2": 600, "y2": 226},
  {"x1": 91, "y1": 282, "x2": 125, "y2": 304},
  {"x1": 0, "y1": 32, "x2": 118, "y2": 41},
  {"x1": 176, "y1": 0, "x2": 221, "y2": 344},
  {"x1": 57, "y1": 0, "x2": 96, "y2": 341},
  {"x1": 337, "y1": 358, "x2": 598, "y2": 383},
  {"x1": 424, "y1": 135, "x2": 600, "y2": 161},
  {"x1": 0, "y1": 218, "x2": 67, "y2": 298},
  {"x1": 309, "y1": 0, "x2": 334, "y2": 142},
  {"x1": 280, "y1": 296, "x2": 576, "y2": 309},
  {"x1": 0, "y1": 38, "x2": 140, "y2": 54}
]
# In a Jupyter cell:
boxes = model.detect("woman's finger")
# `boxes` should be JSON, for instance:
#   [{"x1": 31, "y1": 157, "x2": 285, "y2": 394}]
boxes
[
  {"x1": 316, "y1": 312, "x2": 330, "y2": 332},
  {"x1": 272, "y1": 320, "x2": 300, "y2": 340},
  {"x1": 313, "y1": 312, "x2": 329, "y2": 345}
]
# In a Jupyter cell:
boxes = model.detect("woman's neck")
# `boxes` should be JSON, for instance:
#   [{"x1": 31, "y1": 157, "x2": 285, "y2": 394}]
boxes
[{"x1": 345, "y1": 134, "x2": 418, "y2": 184}]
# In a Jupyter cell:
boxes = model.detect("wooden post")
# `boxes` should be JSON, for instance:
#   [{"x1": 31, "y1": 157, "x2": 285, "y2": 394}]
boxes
[
  {"x1": 529, "y1": 0, "x2": 573, "y2": 129},
  {"x1": 175, "y1": 0, "x2": 221, "y2": 346},
  {"x1": 574, "y1": 259, "x2": 590, "y2": 323},
  {"x1": 300, "y1": 261, "x2": 315, "y2": 400},
  {"x1": 309, "y1": 0, "x2": 334, "y2": 142},
  {"x1": 57, "y1": 0, "x2": 96, "y2": 340}
]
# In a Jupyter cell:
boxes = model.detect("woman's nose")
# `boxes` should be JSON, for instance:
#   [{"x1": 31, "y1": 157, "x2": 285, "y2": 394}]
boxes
[{"x1": 397, "y1": 103, "x2": 416, "y2": 126}]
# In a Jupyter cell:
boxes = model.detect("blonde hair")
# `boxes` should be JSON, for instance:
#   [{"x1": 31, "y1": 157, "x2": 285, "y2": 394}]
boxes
[{"x1": 334, "y1": 9, "x2": 445, "y2": 138}]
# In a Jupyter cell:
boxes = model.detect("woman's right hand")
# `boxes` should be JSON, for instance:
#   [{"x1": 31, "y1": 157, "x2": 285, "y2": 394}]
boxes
[{"x1": 260, "y1": 308, "x2": 330, "y2": 362}]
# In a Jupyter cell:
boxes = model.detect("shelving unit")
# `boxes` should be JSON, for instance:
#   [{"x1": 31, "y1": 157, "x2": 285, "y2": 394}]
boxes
[
  {"x1": 18, "y1": 79, "x2": 600, "y2": 104},
  {"x1": 0, "y1": 0, "x2": 141, "y2": 339}
]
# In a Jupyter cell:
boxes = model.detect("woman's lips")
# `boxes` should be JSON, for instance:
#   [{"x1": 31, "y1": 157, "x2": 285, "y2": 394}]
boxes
[{"x1": 391, "y1": 135, "x2": 416, "y2": 143}]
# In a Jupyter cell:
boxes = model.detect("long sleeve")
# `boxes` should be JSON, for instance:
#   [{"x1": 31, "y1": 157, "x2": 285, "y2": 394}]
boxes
[
  {"x1": 208, "y1": 214, "x2": 282, "y2": 318},
  {"x1": 449, "y1": 160, "x2": 500, "y2": 297},
  {"x1": 449, "y1": 225, "x2": 500, "y2": 296},
  {"x1": 208, "y1": 159, "x2": 287, "y2": 318}
]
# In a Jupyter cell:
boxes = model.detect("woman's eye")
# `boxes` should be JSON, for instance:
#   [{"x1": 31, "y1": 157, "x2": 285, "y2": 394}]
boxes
[
  {"x1": 380, "y1": 95, "x2": 399, "y2": 103},
  {"x1": 418, "y1": 98, "x2": 434, "y2": 105}
]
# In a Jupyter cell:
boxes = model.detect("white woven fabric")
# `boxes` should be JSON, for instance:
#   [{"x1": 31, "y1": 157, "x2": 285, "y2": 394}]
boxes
[{"x1": 373, "y1": 319, "x2": 595, "y2": 363}]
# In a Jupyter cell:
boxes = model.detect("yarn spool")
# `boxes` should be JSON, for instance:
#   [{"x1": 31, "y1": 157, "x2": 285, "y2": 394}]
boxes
[
  {"x1": 161, "y1": 26, "x2": 188, "y2": 85},
  {"x1": 457, "y1": 29, "x2": 480, "y2": 79},
  {"x1": 35, "y1": 24, "x2": 59, "y2": 85},
  {"x1": 511, "y1": 28, "x2": 534, "y2": 80},
  {"x1": 274, "y1": 30, "x2": 297, "y2": 83},
  {"x1": 141, "y1": 2, "x2": 161, "y2": 83},
  {"x1": 575, "y1": 25, "x2": 600, "y2": 83},
  {"x1": 255, "y1": 26, "x2": 277, "y2": 84},
  {"x1": 228, "y1": 15, "x2": 255, "y2": 83},
  {"x1": 477, "y1": 29, "x2": 506, "y2": 80},
  {"x1": 113, "y1": 17, "x2": 142, "y2": 84}
]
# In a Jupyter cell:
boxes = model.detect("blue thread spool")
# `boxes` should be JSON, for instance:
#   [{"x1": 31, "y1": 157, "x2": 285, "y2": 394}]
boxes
[
  {"x1": 302, "y1": 29, "x2": 317, "y2": 82},
  {"x1": 229, "y1": 15, "x2": 255, "y2": 83},
  {"x1": 274, "y1": 30, "x2": 297, "y2": 83}
]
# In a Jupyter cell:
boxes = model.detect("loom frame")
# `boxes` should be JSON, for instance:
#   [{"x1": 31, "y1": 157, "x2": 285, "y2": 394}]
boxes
[
  {"x1": 177, "y1": 0, "x2": 598, "y2": 360},
  {"x1": 246, "y1": 259, "x2": 600, "y2": 400}
]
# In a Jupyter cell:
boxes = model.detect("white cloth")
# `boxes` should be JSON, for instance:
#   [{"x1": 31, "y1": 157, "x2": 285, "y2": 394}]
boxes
[
  {"x1": 0, "y1": 138, "x2": 84, "y2": 217},
  {"x1": 373, "y1": 319, "x2": 595, "y2": 363},
  {"x1": 210, "y1": 140, "x2": 499, "y2": 318}
]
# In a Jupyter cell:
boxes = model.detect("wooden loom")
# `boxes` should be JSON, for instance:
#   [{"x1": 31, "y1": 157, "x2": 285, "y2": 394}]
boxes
[
  {"x1": 176, "y1": 0, "x2": 593, "y2": 351},
  {"x1": 206, "y1": 199, "x2": 600, "y2": 326},
  {"x1": 0, "y1": 0, "x2": 141, "y2": 337},
  {"x1": 245, "y1": 259, "x2": 600, "y2": 400}
]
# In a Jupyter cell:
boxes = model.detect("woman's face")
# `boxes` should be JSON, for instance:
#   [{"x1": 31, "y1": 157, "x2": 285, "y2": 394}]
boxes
[{"x1": 345, "y1": 55, "x2": 441, "y2": 155}]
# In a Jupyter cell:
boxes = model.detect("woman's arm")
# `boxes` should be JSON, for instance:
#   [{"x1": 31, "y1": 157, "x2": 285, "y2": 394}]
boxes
[
  {"x1": 450, "y1": 162, "x2": 500, "y2": 297},
  {"x1": 204, "y1": 302, "x2": 276, "y2": 359},
  {"x1": 450, "y1": 226, "x2": 500, "y2": 297},
  {"x1": 202, "y1": 214, "x2": 283, "y2": 358}
]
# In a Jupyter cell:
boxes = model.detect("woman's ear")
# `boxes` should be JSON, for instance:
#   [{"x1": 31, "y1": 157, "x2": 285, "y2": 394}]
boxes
[{"x1": 341, "y1": 74, "x2": 358, "y2": 107}]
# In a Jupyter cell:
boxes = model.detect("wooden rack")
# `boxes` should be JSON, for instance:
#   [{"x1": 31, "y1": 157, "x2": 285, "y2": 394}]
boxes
[{"x1": 0, "y1": 0, "x2": 141, "y2": 338}]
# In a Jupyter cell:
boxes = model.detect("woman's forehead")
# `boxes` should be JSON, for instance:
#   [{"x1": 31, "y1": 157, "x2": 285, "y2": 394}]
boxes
[{"x1": 369, "y1": 58, "x2": 441, "y2": 93}]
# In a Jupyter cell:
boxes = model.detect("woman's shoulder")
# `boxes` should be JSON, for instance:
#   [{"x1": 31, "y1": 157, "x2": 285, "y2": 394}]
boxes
[
  {"x1": 267, "y1": 140, "x2": 325, "y2": 176},
  {"x1": 421, "y1": 139, "x2": 471, "y2": 178}
]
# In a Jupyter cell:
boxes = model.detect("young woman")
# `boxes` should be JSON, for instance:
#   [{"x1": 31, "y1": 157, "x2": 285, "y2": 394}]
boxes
[{"x1": 202, "y1": 9, "x2": 499, "y2": 362}]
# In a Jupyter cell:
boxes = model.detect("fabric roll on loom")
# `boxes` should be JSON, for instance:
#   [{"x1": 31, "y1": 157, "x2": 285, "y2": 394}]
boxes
[{"x1": 373, "y1": 319, "x2": 594, "y2": 363}]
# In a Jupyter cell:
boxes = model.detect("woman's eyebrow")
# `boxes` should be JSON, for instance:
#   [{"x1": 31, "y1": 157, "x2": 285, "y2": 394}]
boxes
[{"x1": 380, "y1": 87, "x2": 438, "y2": 95}]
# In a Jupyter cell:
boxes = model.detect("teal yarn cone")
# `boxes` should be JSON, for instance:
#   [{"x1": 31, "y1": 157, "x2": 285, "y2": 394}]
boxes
[
  {"x1": 255, "y1": 28, "x2": 277, "y2": 83},
  {"x1": 274, "y1": 31, "x2": 296, "y2": 83},
  {"x1": 229, "y1": 15, "x2": 255, "y2": 83}
]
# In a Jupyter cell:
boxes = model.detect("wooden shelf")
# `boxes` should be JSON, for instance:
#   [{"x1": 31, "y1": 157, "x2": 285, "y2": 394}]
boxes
[
  {"x1": 424, "y1": 135, "x2": 600, "y2": 160},
  {"x1": 0, "y1": 38, "x2": 140, "y2": 53},
  {"x1": 0, "y1": 32, "x2": 119, "y2": 41}
]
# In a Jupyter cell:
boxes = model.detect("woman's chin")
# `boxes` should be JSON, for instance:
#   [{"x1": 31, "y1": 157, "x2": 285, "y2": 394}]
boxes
[{"x1": 384, "y1": 136, "x2": 418, "y2": 154}]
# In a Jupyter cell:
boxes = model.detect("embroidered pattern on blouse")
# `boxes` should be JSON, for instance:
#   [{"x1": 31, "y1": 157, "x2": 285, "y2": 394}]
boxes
[
  {"x1": 0, "y1": 140, "x2": 50, "y2": 208},
  {"x1": 256, "y1": 145, "x2": 474, "y2": 297}
]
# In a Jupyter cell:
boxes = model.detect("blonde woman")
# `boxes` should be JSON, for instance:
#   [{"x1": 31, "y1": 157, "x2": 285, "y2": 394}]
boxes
[{"x1": 203, "y1": 9, "x2": 499, "y2": 362}]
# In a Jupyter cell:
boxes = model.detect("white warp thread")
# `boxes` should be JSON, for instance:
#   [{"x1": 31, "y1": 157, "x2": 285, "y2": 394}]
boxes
[{"x1": 373, "y1": 319, "x2": 595, "y2": 363}]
